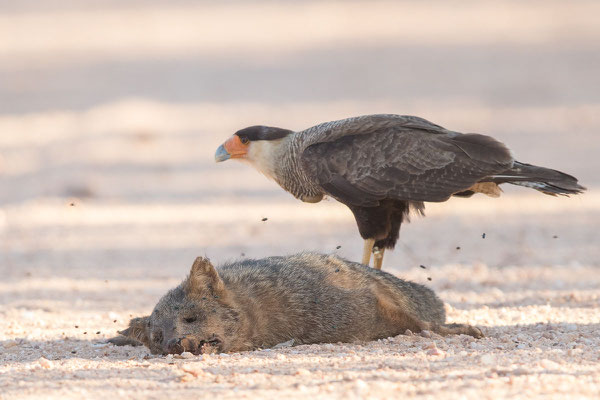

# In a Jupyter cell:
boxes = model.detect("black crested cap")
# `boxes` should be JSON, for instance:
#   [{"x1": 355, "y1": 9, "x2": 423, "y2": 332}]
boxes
[{"x1": 235, "y1": 126, "x2": 293, "y2": 141}]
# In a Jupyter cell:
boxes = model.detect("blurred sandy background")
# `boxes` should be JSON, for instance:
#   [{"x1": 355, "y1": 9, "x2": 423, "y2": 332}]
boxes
[{"x1": 1, "y1": 1, "x2": 599, "y2": 399}]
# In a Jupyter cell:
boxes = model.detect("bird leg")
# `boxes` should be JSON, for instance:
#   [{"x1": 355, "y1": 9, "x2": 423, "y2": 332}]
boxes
[
  {"x1": 362, "y1": 239, "x2": 375, "y2": 266},
  {"x1": 373, "y1": 247, "x2": 385, "y2": 270}
]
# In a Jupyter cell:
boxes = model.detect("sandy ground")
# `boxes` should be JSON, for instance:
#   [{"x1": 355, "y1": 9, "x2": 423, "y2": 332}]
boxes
[{"x1": 1, "y1": 1, "x2": 600, "y2": 399}]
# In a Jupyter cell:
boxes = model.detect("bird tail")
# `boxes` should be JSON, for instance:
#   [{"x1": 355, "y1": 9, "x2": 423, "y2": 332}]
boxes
[{"x1": 488, "y1": 161, "x2": 586, "y2": 196}]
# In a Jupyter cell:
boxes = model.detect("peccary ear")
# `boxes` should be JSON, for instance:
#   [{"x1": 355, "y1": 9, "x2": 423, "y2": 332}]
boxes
[
  {"x1": 185, "y1": 256, "x2": 226, "y2": 297},
  {"x1": 119, "y1": 316, "x2": 150, "y2": 346}
]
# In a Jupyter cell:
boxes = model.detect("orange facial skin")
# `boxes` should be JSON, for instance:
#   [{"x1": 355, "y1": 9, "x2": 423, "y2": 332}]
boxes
[{"x1": 223, "y1": 135, "x2": 249, "y2": 159}]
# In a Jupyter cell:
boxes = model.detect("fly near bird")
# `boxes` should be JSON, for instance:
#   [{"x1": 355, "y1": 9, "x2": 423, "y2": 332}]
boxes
[{"x1": 215, "y1": 114, "x2": 585, "y2": 269}]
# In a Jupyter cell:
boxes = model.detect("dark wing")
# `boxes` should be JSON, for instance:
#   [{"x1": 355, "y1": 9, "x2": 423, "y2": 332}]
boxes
[{"x1": 300, "y1": 118, "x2": 513, "y2": 206}]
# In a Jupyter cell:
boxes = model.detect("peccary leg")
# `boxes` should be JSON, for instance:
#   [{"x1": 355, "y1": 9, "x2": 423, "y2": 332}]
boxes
[
  {"x1": 107, "y1": 336, "x2": 143, "y2": 347},
  {"x1": 375, "y1": 292, "x2": 483, "y2": 339},
  {"x1": 412, "y1": 320, "x2": 483, "y2": 339},
  {"x1": 432, "y1": 323, "x2": 484, "y2": 338},
  {"x1": 375, "y1": 291, "x2": 431, "y2": 334}
]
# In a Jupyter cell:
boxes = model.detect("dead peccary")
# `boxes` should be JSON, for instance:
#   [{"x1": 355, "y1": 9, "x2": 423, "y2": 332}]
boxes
[{"x1": 109, "y1": 253, "x2": 482, "y2": 354}]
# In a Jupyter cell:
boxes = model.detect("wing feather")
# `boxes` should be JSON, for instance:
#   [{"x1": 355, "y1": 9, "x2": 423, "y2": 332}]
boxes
[{"x1": 300, "y1": 116, "x2": 513, "y2": 205}]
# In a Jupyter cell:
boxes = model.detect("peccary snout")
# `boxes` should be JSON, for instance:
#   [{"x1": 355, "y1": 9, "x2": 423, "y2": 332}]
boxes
[{"x1": 165, "y1": 337, "x2": 200, "y2": 355}]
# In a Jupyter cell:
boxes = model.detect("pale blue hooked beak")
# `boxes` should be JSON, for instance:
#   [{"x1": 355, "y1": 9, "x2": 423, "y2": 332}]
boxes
[{"x1": 214, "y1": 144, "x2": 230, "y2": 162}]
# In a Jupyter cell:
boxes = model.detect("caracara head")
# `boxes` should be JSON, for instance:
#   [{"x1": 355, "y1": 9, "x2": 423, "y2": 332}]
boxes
[
  {"x1": 215, "y1": 126, "x2": 293, "y2": 162},
  {"x1": 215, "y1": 125, "x2": 293, "y2": 178}
]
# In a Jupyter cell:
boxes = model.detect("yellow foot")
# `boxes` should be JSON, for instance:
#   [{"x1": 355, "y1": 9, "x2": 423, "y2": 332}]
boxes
[{"x1": 362, "y1": 239, "x2": 375, "y2": 266}]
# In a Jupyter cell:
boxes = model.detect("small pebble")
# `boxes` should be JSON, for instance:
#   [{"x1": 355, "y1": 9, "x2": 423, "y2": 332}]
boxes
[
  {"x1": 423, "y1": 342, "x2": 436, "y2": 350},
  {"x1": 516, "y1": 334, "x2": 528, "y2": 341},
  {"x1": 540, "y1": 359, "x2": 560, "y2": 369},
  {"x1": 480, "y1": 353, "x2": 495, "y2": 365},
  {"x1": 426, "y1": 345, "x2": 445, "y2": 356},
  {"x1": 295, "y1": 368, "x2": 311, "y2": 376}
]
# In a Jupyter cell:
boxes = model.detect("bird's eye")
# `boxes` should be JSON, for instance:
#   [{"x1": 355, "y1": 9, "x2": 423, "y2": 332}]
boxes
[
  {"x1": 239, "y1": 136, "x2": 249, "y2": 145},
  {"x1": 183, "y1": 317, "x2": 197, "y2": 324}
]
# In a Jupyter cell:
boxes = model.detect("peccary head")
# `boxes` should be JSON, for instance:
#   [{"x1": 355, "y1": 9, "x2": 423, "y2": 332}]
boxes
[{"x1": 120, "y1": 257, "x2": 242, "y2": 355}]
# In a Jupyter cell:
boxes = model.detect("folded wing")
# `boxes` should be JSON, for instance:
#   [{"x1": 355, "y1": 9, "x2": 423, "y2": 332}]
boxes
[{"x1": 300, "y1": 116, "x2": 514, "y2": 206}]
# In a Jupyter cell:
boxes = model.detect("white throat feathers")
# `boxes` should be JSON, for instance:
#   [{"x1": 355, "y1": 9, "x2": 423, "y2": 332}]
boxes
[{"x1": 242, "y1": 138, "x2": 287, "y2": 182}]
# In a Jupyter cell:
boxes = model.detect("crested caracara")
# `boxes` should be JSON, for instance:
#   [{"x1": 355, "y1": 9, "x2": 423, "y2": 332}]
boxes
[{"x1": 215, "y1": 114, "x2": 585, "y2": 269}]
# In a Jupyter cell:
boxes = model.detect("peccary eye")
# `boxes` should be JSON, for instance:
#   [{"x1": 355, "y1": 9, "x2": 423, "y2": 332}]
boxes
[{"x1": 183, "y1": 317, "x2": 197, "y2": 324}]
